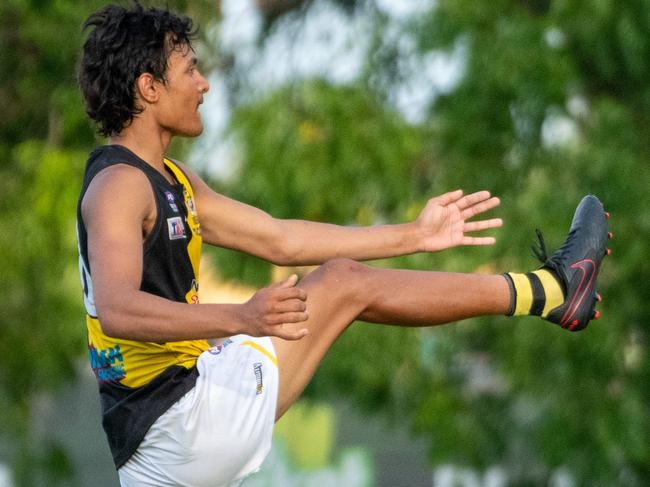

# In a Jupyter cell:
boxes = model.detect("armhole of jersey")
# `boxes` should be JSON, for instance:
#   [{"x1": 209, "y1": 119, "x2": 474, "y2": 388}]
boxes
[{"x1": 143, "y1": 180, "x2": 162, "y2": 255}]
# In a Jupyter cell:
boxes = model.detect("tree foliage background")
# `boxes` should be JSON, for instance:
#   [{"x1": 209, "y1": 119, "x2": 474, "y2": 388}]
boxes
[{"x1": 1, "y1": 0, "x2": 648, "y2": 485}]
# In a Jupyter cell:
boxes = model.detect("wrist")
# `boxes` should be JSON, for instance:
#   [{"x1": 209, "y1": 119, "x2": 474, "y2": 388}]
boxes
[
  {"x1": 208, "y1": 303, "x2": 249, "y2": 337},
  {"x1": 230, "y1": 303, "x2": 251, "y2": 336},
  {"x1": 403, "y1": 221, "x2": 426, "y2": 254}
]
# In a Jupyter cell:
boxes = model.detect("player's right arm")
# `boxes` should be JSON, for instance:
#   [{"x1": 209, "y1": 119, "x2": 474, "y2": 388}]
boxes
[{"x1": 82, "y1": 164, "x2": 308, "y2": 343}]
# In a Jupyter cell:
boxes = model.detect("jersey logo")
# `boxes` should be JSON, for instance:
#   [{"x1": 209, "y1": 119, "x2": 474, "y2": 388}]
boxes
[
  {"x1": 181, "y1": 186, "x2": 201, "y2": 236},
  {"x1": 167, "y1": 216, "x2": 186, "y2": 240},
  {"x1": 164, "y1": 191, "x2": 179, "y2": 212},
  {"x1": 89, "y1": 344, "x2": 125, "y2": 383},
  {"x1": 253, "y1": 362, "x2": 264, "y2": 395},
  {"x1": 187, "y1": 196, "x2": 197, "y2": 216}
]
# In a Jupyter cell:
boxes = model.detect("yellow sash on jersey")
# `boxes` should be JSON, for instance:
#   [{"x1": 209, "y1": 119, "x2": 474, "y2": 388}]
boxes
[{"x1": 164, "y1": 158, "x2": 203, "y2": 305}]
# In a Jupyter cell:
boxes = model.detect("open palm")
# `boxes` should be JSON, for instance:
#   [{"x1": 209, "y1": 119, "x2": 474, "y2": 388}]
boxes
[{"x1": 417, "y1": 189, "x2": 503, "y2": 252}]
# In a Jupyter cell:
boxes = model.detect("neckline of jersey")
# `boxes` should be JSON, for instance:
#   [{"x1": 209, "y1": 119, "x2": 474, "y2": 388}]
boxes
[{"x1": 104, "y1": 144, "x2": 182, "y2": 189}]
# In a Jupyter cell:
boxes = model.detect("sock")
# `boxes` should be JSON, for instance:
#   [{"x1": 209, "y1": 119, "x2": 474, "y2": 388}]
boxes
[{"x1": 503, "y1": 269, "x2": 564, "y2": 317}]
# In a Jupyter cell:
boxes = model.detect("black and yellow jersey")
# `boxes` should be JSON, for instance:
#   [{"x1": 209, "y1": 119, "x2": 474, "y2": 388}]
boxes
[{"x1": 76, "y1": 145, "x2": 210, "y2": 468}]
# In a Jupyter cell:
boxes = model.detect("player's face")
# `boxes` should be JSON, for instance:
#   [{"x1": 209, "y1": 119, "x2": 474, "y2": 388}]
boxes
[{"x1": 156, "y1": 44, "x2": 210, "y2": 137}]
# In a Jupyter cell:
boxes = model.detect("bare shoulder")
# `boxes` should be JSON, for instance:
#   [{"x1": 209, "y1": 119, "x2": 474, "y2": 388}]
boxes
[{"x1": 81, "y1": 163, "x2": 154, "y2": 224}]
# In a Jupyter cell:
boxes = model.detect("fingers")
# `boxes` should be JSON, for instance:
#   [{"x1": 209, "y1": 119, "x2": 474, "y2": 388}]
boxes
[
  {"x1": 268, "y1": 325, "x2": 309, "y2": 341},
  {"x1": 269, "y1": 296, "x2": 307, "y2": 314},
  {"x1": 427, "y1": 190, "x2": 500, "y2": 219},
  {"x1": 460, "y1": 213, "x2": 502, "y2": 246},
  {"x1": 276, "y1": 273, "x2": 299, "y2": 288},
  {"x1": 275, "y1": 285, "x2": 307, "y2": 301},
  {"x1": 461, "y1": 236, "x2": 497, "y2": 246},
  {"x1": 263, "y1": 311, "x2": 309, "y2": 326},
  {"x1": 463, "y1": 218, "x2": 503, "y2": 233},
  {"x1": 262, "y1": 281, "x2": 308, "y2": 319},
  {"x1": 455, "y1": 190, "x2": 492, "y2": 210},
  {"x1": 429, "y1": 189, "x2": 464, "y2": 207},
  {"x1": 430, "y1": 190, "x2": 500, "y2": 218},
  {"x1": 253, "y1": 274, "x2": 310, "y2": 340},
  {"x1": 459, "y1": 195, "x2": 501, "y2": 220},
  {"x1": 262, "y1": 308, "x2": 309, "y2": 341}
]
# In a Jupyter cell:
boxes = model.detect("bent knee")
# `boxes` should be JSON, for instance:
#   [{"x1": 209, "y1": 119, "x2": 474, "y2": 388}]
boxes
[
  {"x1": 318, "y1": 258, "x2": 369, "y2": 279},
  {"x1": 310, "y1": 259, "x2": 372, "y2": 300},
  {"x1": 305, "y1": 258, "x2": 372, "y2": 310}
]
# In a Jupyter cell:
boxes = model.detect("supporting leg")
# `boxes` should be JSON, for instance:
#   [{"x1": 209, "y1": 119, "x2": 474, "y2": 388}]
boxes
[{"x1": 271, "y1": 259, "x2": 510, "y2": 418}]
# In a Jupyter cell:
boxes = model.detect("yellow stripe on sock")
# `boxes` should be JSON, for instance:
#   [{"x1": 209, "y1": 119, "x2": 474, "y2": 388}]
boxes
[
  {"x1": 240, "y1": 340, "x2": 278, "y2": 368},
  {"x1": 508, "y1": 272, "x2": 533, "y2": 316},
  {"x1": 532, "y1": 269, "x2": 564, "y2": 318}
]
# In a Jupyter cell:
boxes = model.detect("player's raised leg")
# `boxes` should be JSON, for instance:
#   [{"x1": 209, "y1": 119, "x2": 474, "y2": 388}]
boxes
[
  {"x1": 271, "y1": 194, "x2": 611, "y2": 419},
  {"x1": 271, "y1": 262, "x2": 511, "y2": 418}
]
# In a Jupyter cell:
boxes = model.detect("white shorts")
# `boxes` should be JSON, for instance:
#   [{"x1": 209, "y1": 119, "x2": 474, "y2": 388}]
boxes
[{"x1": 118, "y1": 335, "x2": 279, "y2": 487}]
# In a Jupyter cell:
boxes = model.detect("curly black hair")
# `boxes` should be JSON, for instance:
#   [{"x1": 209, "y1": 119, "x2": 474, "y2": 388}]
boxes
[{"x1": 78, "y1": 2, "x2": 197, "y2": 137}]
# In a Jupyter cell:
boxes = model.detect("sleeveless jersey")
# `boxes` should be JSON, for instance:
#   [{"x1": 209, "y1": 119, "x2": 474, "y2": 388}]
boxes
[{"x1": 76, "y1": 145, "x2": 210, "y2": 468}]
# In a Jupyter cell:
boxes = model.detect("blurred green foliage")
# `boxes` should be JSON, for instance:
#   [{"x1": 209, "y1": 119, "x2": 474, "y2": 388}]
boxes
[
  {"x1": 1, "y1": 0, "x2": 649, "y2": 485},
  {"x1": 212, "y1": 0, "x2": 650, "y2": 484}
]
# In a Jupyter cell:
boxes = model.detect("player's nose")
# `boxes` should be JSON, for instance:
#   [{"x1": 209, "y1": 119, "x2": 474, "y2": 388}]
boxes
[{"x1": 199, "y1": 72, "x2": 210, "y2": 94}]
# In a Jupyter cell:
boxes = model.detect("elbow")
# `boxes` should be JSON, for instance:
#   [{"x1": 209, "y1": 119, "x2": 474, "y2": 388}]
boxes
[
  {"x1": 266, "y1": 235, "x2": 300, "y2": 266},
  {"x1": 94, "y1": 285, "x2": 143, "y2": 339},
  {"x1": 268, "y1": 250, "x2": 294, "y2": 266},
  {"x1": 95, "y1": 305, "x2": 130, "y2": 339},
  {"x1": 253, "y1": 219, "x2": 304, "y2": 265},
  {"x1": 252, "y1": 220, "x2": 296, "y2": 265}
]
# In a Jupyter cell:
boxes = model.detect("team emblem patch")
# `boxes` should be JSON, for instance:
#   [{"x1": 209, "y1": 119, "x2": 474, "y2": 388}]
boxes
[
  {"x1": 187, "y1": 197, "x2": 197, "y2": 215},
  {"x1": 164, "y1": 191, "x2": 179, "y2": 212},
  {"x1": 167, "y1": 216, "x2": 186, "y2": 240},
  {"x1": 183, "y1": 187, "x2": 198, "y2": 217}
]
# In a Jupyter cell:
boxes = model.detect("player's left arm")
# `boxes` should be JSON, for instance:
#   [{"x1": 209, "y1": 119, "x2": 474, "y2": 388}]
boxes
[{"x1": 180, "y1": 163, "x2": 502, "y2": 265}]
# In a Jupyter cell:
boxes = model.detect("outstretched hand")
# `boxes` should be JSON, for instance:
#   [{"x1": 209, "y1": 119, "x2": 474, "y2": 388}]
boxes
[
  {"x1": 241, "y1": 274, "x2": 309, "y2": 341},
  {"x1": 416, "y1": 189, "x2": 503, "y2": 252}
]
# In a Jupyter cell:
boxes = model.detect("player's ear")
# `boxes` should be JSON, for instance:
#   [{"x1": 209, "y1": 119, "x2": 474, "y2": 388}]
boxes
[{"x1": 135, "y1": 73, "x2": 159, "y2": 104}]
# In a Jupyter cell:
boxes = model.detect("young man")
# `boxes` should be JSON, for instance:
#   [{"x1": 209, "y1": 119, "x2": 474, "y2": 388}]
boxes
[{"x1": 77, "y1": 3, "x2": 610, "y2": 486}]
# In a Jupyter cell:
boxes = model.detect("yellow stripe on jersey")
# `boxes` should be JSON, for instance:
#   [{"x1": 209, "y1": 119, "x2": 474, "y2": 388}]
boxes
[
  {"x1": 164, "y1": 159, "x2": 202, "y2": 272},
  {"x1": 164, "y1": 159, "x2": 202, "y2": 305}
]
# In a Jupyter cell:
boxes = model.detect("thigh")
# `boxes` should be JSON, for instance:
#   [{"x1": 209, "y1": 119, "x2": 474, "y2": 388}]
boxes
[
  {"x1": 272, "y1": 259, "x2": 372, "y2": 419},
  {"x1": 119, "y1": 337, "x2": 279, "y2": 487}
]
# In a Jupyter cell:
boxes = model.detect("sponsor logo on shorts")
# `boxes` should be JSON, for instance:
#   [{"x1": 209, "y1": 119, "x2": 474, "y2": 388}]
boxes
[
  {"x1": 253, "y1": 362, "x2": 263, "y2": 395},
  {"x1": 167, "y1": 216, "x2": 186, "y2": 240}
]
